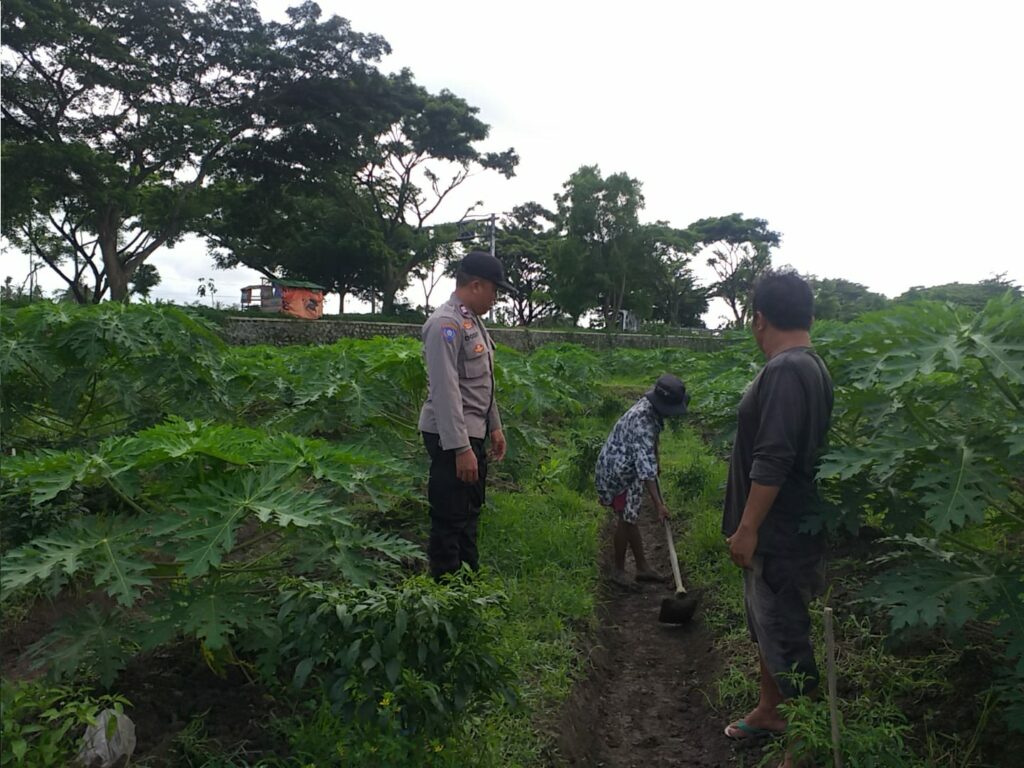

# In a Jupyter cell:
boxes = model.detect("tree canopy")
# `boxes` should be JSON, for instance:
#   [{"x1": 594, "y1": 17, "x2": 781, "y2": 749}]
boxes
[
  {"x1": 894, "y1": 276, "x2": 1021, "y2": 312},
  {"x1": 2, "y1": 0, "x2": 514, "y2": 307},
  {"x1": 687, "y1": 213, "x2": 781, "y2": 327},
  {"x1": 804, "y1": 276, "x2": 889, "y2": 322}
]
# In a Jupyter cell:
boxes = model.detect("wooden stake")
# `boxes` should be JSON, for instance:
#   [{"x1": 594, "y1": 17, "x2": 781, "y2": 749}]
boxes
[{"x1": 824, "y1": 606, "x2": 843, "y2": 768}]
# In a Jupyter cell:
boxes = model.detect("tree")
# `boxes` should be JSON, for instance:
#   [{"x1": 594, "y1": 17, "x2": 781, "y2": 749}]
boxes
[
  {"x1": 807, "y1": 276, "x2": 889, "y2": 322},
  {"x1": 494, "y1": 203, "x2": 560, "y2": 326},
  {"x1": 356, "y1": 72, "x2": 518, "y2": 314},
  {"x1": 548, "y1": 166, "x2": 651, "y2": 328},
  {"x1": 894, "y1": 275, "x2": 1021, "y2": 312},
  {"x1": 129, "y1": 263, "x2": 161, "y2": 300},
  {"x1": 645, "y1": 225, "x2": 708, "y2": 328},
  {"x1": 2, "y1": 0, "x2": 394, "y2": 302},
  {"x1": 206, "y1": 176, "x2": 387, "y2": 312},
  {"x1": 687, "y1": 213, "x2": 781, "y2": 327}
]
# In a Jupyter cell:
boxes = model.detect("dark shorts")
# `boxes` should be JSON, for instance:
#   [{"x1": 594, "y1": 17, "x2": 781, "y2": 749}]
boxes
[
  {"x1": 422, "y1": 432, "x2": 488, "y2": 579},
  {"x1": 744, "y1": 553, "x2": 826, "y2": 699}
]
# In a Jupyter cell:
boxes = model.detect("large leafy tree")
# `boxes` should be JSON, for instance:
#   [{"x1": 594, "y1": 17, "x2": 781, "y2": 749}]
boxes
[
  {"x1": 494, "y1": 203, "x2": 560, "y2": 326},
  {"x1": 356, "y1": 73, "x2": 518, "y2": 314},
  {"x1": 1, "y1": 0, "x2": 394, "y2": 302},
  {"x1": 687, "y1": 213, "x2": 781, "y2": 327},
  {"x1": 645, "y1": 225, "x2": 709, "y2": 328},
  {"x1": 205, "y1": 177, "x2": 386, "y2": 311},
  {"x1": 807, "y1": 276, "x2": 889, "y2": 322},
  {"x1": 894, "y1": 275, "x2": 1021, "y2": 312},
  {"x1": 548, "y1": 166, "x2": 651, "y2": 328}
]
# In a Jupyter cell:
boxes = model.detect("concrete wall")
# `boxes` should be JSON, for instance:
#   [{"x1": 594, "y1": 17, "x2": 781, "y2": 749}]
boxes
[{"x1": 221, "y1": 317, "x2": 728, "y2": 352}]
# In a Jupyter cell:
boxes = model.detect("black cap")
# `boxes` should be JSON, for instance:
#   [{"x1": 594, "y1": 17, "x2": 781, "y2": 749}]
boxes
[
  {"x1": 460, "y1": 251, "x2": 516, "y2": 294},
  {"x1": 645, "y1": 374, "x2": 690, "y2": 417}
]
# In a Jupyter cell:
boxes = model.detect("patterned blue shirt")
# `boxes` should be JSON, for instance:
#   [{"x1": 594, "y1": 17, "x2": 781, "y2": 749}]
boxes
[{"x1": 595, "y1": 397, "x2": 663, "y2": 506}]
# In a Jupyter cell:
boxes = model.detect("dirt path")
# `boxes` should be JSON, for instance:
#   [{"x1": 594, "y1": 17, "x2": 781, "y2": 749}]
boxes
[{"x1": 555, "y1": 511, "x2": 740, "y2": 768}]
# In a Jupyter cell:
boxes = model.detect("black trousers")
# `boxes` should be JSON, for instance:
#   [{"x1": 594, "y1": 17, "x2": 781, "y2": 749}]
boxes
[{"x1": 422, "y1": 432, "x2": 488, "y2": 579}]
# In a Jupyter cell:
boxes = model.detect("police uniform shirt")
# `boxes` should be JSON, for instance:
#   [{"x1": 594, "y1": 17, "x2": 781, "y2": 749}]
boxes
[{"x1": 418, "y1": 293, "x2": 502, "y2": 451}]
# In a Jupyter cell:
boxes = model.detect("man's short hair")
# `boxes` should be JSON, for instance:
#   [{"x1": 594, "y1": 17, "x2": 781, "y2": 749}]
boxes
[
  {"x1": 455, "y1": 269, "x2": 474, "y2": 287},
  {"x1": 752, "y1": 270, "x2": 814, "y2": 330}
]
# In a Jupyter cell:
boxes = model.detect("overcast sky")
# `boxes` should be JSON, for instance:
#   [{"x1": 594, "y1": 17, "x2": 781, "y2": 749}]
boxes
[{"x1": 9, "y1": 0, "x2": 1023, "y2": 326}]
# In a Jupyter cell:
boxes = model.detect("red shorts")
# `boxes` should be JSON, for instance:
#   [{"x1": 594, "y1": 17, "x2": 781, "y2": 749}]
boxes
[{"x1": 609, "y1": 491, "x2": 627, "y2": 513}]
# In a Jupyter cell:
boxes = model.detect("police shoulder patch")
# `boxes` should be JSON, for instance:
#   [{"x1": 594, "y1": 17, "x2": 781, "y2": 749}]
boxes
[{"x1": 440, "y1": 324, "x2": 458, "y2": 343}]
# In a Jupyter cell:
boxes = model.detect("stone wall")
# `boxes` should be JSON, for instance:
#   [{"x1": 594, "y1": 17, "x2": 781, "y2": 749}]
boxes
[{"x1": 221, "y1": 317, "x2": 728, "y2": 352}]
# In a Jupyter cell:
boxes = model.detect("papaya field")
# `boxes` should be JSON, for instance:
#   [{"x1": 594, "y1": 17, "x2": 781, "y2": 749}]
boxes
[{"x1": 1, "y1": 296, "x2": 1022, "y2": 767}]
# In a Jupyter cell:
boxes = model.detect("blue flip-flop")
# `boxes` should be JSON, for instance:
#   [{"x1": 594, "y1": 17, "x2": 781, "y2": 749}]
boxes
[{"x1": 724, "y1": 719, "x2": 784, "y2": 740}]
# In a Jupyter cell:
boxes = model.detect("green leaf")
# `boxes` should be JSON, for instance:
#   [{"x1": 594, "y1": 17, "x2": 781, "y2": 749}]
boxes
[
  {"x1": 912, "y1": 439, "x2": 1007, "y2": 531},
  {"x1": 385, "y1": 657, "x2": 401, "y2": 685},
  {"x1": 968, "y1": 331, "x2": 1024, "y2": 388},
  {"x1": 868, "y1": 538, "x2": 996, "y2": 632},
  {"x1": 177, "y1": 583, "x2": 263, "y2": 651},
  {"x1": 92, "y1": 534, "x2": 152, "y2": 607},
  {"x1": 1, "y1": 533, "x2": 90, "y2": 594},
  {"x1": 293, "y1": 657, "x2": 315, "y2": 689},
  {"x1": 177, "y1": 514, "x2": 244, "y2": 578},
  {"x1": 29, "y1": 606, "x2": 131, "y2": 686}
]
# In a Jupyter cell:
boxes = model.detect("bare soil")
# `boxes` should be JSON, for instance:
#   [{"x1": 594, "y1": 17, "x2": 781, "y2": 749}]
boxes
[{"x1": 554, "y1": 512, "x2": 743, "y2": 768}]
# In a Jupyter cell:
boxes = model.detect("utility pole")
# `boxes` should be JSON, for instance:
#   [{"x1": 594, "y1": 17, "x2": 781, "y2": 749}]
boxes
[{"x1": 456, "y1": 213, "x2": 497, "y2": 256}]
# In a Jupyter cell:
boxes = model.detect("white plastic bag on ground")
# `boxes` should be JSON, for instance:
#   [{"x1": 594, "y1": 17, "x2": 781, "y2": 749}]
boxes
[{"x1": 75, "y1": 709, "x2": 136, "y2": 768}]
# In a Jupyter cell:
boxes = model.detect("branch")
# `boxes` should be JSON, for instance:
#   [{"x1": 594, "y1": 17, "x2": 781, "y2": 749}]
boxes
[{"x1": 415, "y1": 166, "x2": 470, "y2": 227}]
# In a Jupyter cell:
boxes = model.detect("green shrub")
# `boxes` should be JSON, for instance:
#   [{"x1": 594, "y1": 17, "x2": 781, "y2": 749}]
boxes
[
  {"x1": 269, "y1": 574, "x2": 516, "y2": 743},
  {"x1": 0, "y1": 680, "x2": 129, "y2": 767}
]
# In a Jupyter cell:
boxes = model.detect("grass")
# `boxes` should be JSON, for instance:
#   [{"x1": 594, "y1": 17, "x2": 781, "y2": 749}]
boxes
[{"x1": 463, "y1": 479, "x2": 603, "y2": 764}]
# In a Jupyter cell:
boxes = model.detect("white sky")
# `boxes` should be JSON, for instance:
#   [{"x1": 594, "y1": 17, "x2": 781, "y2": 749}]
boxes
[{"x1": 6, "y1": 0, "x2": 1023, "y2": 327}]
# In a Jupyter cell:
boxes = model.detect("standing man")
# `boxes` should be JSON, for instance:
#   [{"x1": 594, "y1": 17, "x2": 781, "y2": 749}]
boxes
[
  {"x1": 721, "y1": 271, "x2": 834, "y2": 755},
  {"x1": 419, "y1": 250, "x2": 514, "y2": 579}
]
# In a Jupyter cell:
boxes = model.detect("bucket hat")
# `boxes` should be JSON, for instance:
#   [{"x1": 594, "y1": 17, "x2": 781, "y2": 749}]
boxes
[{"x1": 645, "y1": 373, "x2": 690, "y2": 417}]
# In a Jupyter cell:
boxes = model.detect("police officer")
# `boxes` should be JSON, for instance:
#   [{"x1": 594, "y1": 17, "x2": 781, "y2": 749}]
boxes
[{"x1": 419, "y1": 251, "x2": 514, "y2": 578}]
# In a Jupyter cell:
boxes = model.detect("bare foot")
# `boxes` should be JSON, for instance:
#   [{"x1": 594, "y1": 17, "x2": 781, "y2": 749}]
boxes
[
  {"x1": 608, "y1": 569, "x2": 640, "y2": 591},
  {"x1": 723, "y1": 706, "x2": 786, "y2": 741},
  {"x1": 739, "y1": 705, "x2": 787, "y2": 732},
  {"x1": 634, "y1": 568, "x2": 669, "y2": 583}
]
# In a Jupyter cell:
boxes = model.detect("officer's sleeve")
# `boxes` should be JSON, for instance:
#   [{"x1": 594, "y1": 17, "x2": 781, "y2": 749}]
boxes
[
  {"x1": 488, "y1": 396, "x2": 503, "y2": 433},
  {"x1": 423, "y1": 317, "x2": 470, "y2": 451}
]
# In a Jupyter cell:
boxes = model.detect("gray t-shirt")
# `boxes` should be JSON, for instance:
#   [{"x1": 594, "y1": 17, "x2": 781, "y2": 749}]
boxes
[{"x1": 722, "y1": 347, "x2": 834, "y2": 557}]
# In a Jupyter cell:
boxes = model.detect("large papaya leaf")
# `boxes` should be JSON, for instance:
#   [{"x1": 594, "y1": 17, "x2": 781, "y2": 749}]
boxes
[
  {"x1": 0, "y1": 519, "x2": 152, "y2": 606},
  {"x1": 175, "y1": 581, "x2": 274, "y2": 652},
  {"x1": 28, "y1": 606, "x2": 134, "y2": 686},
  {"x1": 90, "y1": 531, "x2": 153, "y2": 607},
  {"x1": 125, "y1": 418, "x2": 261, "y2": 466},
  {"x1": 175, "y1": 512, "x2": 247, "y2": 579},
  {"x1": 0, "y1": 530, "x2": 91, "y2": 595},
  {"x1": 1, "y1": 449, "x2": 90, "y2": 504},
  {"x1": 967, "y1": 293, "x2": 1024, "y2": 390},
  {"x1": 912, "y1": 438, "x2": 1008, "y2": 531},
  {"x1": 867, "y1": 537, "x2": 997, "y2": 631}
]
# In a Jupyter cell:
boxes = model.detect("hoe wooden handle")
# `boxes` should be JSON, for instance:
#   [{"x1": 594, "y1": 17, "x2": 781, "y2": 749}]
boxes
[{"x1": 663, "y1": 517, "x2": 687, "y2": 595}]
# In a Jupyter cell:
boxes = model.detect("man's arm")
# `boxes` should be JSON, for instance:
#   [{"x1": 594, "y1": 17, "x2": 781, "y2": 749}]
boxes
[
  {"x1": 487, "y1": 381, "x2": 505, "y2": 462},
  {"x1": 727, "y1": 482, "x2": 781, "y2": 568},
  {"x1": 485, "y1": 334, "x2": 505, "y2": 462},
  {"x1": 423, "y1": 318, "x2": 471, "y2": 455},
  {"x1": 644, "y1": 477, "x2": 670, "y2": 520}
]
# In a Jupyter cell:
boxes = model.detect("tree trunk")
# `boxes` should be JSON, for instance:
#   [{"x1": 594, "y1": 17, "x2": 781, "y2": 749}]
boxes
[
  {"x1": 381, "y1": 280, "x2": 400, "y2": 315},
  {"x1": 100, "y1": 225, "x2": 130, "y2": 303}
]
